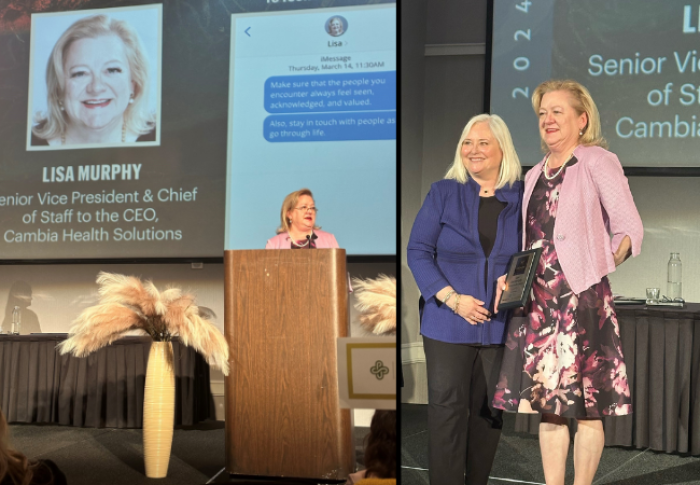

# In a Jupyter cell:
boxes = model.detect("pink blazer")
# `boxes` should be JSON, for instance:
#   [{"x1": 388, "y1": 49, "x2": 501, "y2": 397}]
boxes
[
  {"x1": 265, "y1": 229, "x2": 339, "y2": 249},
  {"x1": 523, "y1": 145, "x2": 643, "y2": 295},
  {"x1": 265, "y1": 229, "x2": 351, "y2": 291}
]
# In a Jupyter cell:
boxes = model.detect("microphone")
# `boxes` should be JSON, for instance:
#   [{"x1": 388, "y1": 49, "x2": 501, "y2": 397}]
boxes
[{"x1": 306, "y1": 234, "x2": 311, "y2": 248}]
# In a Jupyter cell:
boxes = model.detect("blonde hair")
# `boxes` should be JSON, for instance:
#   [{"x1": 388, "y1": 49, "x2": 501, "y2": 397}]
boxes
[
  {"x1": 532, "y1": 79, "x2": 608, "y2": 152},
  {"x1": 444, "y1": 113, "x2": 521, "y2": 189},
  {"x1": 328, "y1": 16, "x2": 344, "y2": 33},
  {"x1": 32, "y1": 14, "x2": 155, "y2": 141},
  {"x1": 277, "y1": 188, "x2": 322, "y2": 234},
  {"x1": 0, "y1": 408, "x2": 41, "y2": 485}
]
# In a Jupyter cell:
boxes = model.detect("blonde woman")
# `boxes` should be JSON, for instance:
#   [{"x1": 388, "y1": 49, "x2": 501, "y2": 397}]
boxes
[
  {"x1": 265, "y1": 188, "x2": 339, "y2": 249},
  {"x1": 494, "y1": 80, "x2": 643, "y2": 485},
  {"x1": 407, "y1": 113, "x2": 522, "y2": 485},
  {"x1": 31, "y1": 14, "x2": 155, "y2": 146}
]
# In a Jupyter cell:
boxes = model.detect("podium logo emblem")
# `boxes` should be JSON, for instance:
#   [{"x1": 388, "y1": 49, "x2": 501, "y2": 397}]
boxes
[{"x1": 370, "y1": 360, "x2": 389, "y2": 380}]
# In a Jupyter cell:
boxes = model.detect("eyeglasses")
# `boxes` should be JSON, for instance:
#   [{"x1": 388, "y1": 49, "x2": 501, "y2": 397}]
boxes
[{"x1": 294, "y1": 206, "x2": 318, "y2": 213}]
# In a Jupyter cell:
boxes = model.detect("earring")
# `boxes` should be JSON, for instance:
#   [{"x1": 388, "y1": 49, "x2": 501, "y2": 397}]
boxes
[
  {"x1": 129, "y1": 94, "x2": 134, "y2": 104},
  {"x1": 58, "y1": 101, "x2": 65, "y2": 111},
  {"x1": 579, "y1": 131, "x2": 583, "y2": 136}
]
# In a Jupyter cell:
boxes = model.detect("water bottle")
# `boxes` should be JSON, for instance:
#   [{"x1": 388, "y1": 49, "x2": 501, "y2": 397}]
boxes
[
  {"x1": 667, "y1": 253, "x2": 682, "y2": 300},
  {"x1": 11, "y1": 306, "x2": 20, "y2": 335}
]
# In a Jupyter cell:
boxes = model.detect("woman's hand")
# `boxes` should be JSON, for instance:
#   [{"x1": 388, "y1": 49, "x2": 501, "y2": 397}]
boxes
[
  {"x1": 435, "y1": 286, "x2": 454, "y2": 303},
  {"x1": 614, "y1": 235, "x2": 632, "y2": 266},
  {"x1": 453, "y1": 294, "x2": 491, "y2": 325},
  {"x1": 493, "y1": 274, "x2": 507, "y2": 314}
]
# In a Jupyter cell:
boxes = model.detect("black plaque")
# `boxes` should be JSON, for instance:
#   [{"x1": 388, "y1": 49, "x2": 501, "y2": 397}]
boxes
[{"x1": 497, "y1": 248, "x2": 542, "y2": 310}]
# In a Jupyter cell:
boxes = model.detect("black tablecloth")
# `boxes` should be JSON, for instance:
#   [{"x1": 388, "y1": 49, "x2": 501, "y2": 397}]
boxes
[
  {"x1": 513, "y1": 303, "x2": 700, "y2": 455},
  {"x1": 0, "y1": 335, "x2": 213, "y2": 428}
]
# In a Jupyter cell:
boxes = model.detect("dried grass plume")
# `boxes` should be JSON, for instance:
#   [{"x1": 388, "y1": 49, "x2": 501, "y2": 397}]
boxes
[
  {"x1": 58, "y1": 272, "x2": 229, "y2": 375},
  {"x1": 352, "y1": 275, "x2": 396, "y2": 335}
]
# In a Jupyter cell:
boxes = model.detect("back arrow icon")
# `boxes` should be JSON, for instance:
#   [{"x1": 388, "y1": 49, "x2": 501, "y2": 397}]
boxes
[{"x1": 245, "y1": 27, "x2": 251, "y2": 37}]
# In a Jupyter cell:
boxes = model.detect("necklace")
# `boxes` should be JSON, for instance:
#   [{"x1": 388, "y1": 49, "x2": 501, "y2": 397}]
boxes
[
  {"x1": 291, "y1": 238, "x2": 310, "y2": 247},
  {"x1": 543, "y1": 153, "x2": 573, "y2": 180},
  {"x1": 479, "y1": 183, "x2": 495, "y2": 196},
  {"x1": 290, "y1": 233, "x2": 313, "y2": 247},
  {"x1": 62, "y1": 123, "x2": 127, "y2": 145}
]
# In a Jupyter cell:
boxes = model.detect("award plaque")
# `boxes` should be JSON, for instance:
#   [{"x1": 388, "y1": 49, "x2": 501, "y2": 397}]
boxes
[{"x1": 497, "y1": 248, "x2": 542, "y2": 310}]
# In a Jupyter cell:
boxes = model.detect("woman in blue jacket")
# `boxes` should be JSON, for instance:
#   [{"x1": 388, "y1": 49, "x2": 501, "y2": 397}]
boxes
[{"x1": 407, "y1": 113, "x2": 523, "y2": 485}]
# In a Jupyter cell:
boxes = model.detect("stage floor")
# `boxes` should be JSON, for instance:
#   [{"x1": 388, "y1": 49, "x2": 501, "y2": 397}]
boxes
[
  {"x1": 401, "y1": 403, "x2": 700, "y2": 485},
  {"x1": 8, "y1": 421, "x2": 368, "y2": 485}
]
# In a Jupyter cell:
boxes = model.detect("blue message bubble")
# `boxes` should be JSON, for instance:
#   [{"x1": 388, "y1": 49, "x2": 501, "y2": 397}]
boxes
[
  {"x1": 264, "y1": 71, "x2": 396, "y2": 114},
  {"x1": 263, "y1": 111, "x2": 396, "y2": 142}
]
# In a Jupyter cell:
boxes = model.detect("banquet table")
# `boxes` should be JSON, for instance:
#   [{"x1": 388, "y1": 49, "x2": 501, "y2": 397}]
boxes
[
  {"x1": 0, "y1": 334, "x2": 213, "y2": 428},
  {"x1": 513, "y1": 303, "x2": 700, "y2": 455}
]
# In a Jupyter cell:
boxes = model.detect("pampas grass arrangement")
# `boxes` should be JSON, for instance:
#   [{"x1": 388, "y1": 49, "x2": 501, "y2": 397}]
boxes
[
  {"x1": 351, "y1": 275, "x2": 396, "y2": 335},
  {"x1": 58, "y1": 271, "x2": 229, "y2": 375}
]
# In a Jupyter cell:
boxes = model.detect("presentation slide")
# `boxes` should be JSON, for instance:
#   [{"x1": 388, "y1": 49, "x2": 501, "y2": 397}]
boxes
[
  {"x1": 0, "y1": 0, "x2": 394, "y2": 260},
  {"x1": 226, "y1": 5, "x2": 396, "y2": 254},
  {"x1": 491, "y1": 0, "x2": 700, "y2": 167},
  {"x1": 27, "y1": 6, "x2": 162, "y2": 151}
]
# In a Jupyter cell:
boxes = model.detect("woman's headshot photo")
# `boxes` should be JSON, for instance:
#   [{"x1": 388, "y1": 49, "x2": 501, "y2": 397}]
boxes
[
  {"x1": 27, "y1": 5, "x2": 162, "y2": 150},
  {"x1": 326, "y1": 16, "x2": 347, "y2": 37}
]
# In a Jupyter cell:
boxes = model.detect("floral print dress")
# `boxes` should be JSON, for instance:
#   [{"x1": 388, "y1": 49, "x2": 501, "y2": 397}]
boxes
[{"x1": 493, "y1": 159, "x2": 632, "y2": 418}]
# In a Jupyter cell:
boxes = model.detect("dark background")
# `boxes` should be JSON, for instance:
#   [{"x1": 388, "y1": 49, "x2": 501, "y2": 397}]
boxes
[{"x1": 0, "y1": 0, "x2": 392, "y2": 260}]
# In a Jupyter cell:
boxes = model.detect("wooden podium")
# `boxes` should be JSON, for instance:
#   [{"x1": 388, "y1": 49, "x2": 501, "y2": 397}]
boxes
[{"x1": 224, "y1": 249, "x2": 353, "y2": 480}]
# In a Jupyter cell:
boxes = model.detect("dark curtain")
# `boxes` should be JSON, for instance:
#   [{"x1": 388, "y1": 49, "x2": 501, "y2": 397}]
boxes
[{"x1": 0, "y1": 335, "x2": 214, "y2": 428}]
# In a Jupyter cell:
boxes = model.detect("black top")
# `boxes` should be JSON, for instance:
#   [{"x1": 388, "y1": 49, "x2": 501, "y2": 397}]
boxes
[
  {"x1": 471, "y1": 195, "x2": 508, "y2": 348},
  {"x1": 30, "y1": 126, "x2": 156, "y2": 146},
  {"x1": 0, "y1": 459, "x2": 67, "y2": 485},
  {"x1": 478, "y1": 195, "x2": 507, "y2": 258},
  {"x1": 426, "y1": 195, "x2": 507, "y2": 311}
]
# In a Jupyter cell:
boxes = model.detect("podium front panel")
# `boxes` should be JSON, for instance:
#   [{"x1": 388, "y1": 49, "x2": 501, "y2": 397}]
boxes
[{"x1": 224, "y1": 249, "x2": 352, "y2": 480}]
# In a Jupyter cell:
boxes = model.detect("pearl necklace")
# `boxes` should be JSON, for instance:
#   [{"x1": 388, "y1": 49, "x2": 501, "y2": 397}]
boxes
[
  {"x1": 291, "y1": 238, "x2": 310, "y2": 248},
  {"x1": 290, "y1": 232, "x2": 313, "y2": 247},
  {"x1": 62, "y1": 122, "x2": 127, "y2": 145},
  {"x1": 543, "y1": 153, "x2": 574, "y2": 180}
]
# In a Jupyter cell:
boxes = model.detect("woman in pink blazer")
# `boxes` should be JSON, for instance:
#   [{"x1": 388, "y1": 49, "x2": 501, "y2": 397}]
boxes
[
  {"x1": 493, "y1": 80, "x2": 643, "y2": 485},
  {"x1": 265, "y1": 188, "x2": 339, "y2": 249}
]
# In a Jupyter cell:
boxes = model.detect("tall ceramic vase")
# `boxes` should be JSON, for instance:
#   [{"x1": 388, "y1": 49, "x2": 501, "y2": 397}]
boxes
[{"x1": 143, "y1": 341, "x2": 175, "y2": 478}]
